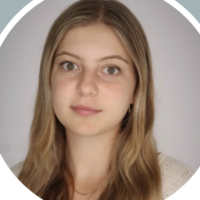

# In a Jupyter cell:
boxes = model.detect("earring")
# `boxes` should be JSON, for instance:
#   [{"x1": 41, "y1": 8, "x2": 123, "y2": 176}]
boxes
[{"x1": 129, "y1": 105, "x2": 131, "y2": 113}]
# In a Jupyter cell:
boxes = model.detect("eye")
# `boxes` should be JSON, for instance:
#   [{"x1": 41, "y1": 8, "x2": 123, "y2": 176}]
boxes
[
  {"x1": 103, "y1": 66, "x2": 121, "y2": 75},
  {"x1": 60, "y1": 61, "x2": 78, "y2": 71}
]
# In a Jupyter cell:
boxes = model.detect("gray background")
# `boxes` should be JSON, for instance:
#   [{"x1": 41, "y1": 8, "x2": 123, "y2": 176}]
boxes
[{"x1": 0, "y1": 0, "x2": 200, "y2": 171}]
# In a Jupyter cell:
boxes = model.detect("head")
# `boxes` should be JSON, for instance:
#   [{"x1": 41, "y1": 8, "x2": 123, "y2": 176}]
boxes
[
  {"x1": 51, "y1": 22, "x2": 136, "y2": 139},
  {"x1": 19, "y1": 1, "x2": 161, "y2": 199},
  {"x1": 40, "y1": 0, "x2": 153, "y2": 147}
]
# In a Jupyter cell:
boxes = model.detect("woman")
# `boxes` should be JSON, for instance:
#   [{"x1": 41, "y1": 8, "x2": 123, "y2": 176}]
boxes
[{"x1": 12, "y1": 0, "x2": 193, "y2": 199}]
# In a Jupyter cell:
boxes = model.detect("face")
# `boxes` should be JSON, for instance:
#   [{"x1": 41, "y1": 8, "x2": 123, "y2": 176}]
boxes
[{"x1": 51, "y1": 23, "x2": 136, "y2": 137}]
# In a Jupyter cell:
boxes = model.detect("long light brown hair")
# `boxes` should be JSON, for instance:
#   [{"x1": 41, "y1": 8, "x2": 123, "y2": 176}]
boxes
[{"x1": 19, "y1": 0, "x2": 162, "y2": 199}]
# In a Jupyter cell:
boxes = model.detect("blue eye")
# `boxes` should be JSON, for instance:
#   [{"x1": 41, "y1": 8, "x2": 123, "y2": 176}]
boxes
[
  {"x1": 103, "y1": 66, "x2": 121, "y2": 75},
  {"x1": 60, "y1": 61, "x2": 78, "y2": 71}
]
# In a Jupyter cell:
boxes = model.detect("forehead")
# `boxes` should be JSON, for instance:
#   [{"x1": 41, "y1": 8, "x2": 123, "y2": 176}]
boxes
[{"x1": 56, "y1": 23, "x2": 131, "y2": 60}]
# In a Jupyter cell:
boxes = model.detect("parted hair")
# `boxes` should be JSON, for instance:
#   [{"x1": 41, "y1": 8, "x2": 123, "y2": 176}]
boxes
[{"x1": 18, "y1": 0, "x2": 162, "y2": 199}]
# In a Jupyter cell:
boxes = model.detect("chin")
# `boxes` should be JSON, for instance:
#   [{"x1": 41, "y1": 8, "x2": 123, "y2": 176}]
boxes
[{"x1": 66, "y1": 123, "x2": 101, "y2": 136}]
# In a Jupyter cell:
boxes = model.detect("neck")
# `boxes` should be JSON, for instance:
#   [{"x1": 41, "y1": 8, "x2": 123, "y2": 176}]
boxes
[{"x1": 66, "y1": 129, "x2": 117, "y2": 191}]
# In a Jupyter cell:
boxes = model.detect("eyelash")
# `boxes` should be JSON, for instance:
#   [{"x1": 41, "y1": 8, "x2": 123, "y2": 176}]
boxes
[{"x1": 59, "y1": 60, "x2": 121, "y2": 76}]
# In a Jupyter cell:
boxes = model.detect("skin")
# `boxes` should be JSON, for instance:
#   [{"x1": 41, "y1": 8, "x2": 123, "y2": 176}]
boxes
[{"x1": 51, "y1": 23, "x2": 136, "y2": 200}]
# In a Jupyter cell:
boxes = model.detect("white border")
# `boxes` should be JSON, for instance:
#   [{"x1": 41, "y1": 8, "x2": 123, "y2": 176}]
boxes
[
  {"x1": 0, "y1": 0, "x2": 44, "y2": 47},
  {"x1": 0, "y1": 155, "x2": 42, "y2": 199},
  {"x1": 164, "y1": 0, "x2": 200, "y2": 34}
]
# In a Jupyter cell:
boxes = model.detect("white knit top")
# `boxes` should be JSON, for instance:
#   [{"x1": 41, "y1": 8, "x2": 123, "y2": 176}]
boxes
[
  {"x1": 158, "y1": 153, "x2": 194, "y2": 199},
  {"x1": 11, "y1": 153, "x2": 194, "y2": 199}
]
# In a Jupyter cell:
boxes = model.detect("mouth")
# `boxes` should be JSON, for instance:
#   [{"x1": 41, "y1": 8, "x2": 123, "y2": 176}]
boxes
[{"x1": 70, "y1": 105, "x2": 102, "y2": 116}]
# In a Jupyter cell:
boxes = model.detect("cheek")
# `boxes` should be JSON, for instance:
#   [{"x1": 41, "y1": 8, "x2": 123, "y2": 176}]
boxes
[
  {"x1": 103, "y1": 83, "x2": 131, "y2": 126},
  {"x1": 51, "y1": 77, "x2": 73, "y2": 110},
  {"x1": 108, "y1": 82, "x2": 134, "y2": 121},
  {"x1": 108, "y1": 81, "x2": 131, "y2": 97},
  {"x1": 103, "y1": 82, "x2": 129, "y2": 107}
]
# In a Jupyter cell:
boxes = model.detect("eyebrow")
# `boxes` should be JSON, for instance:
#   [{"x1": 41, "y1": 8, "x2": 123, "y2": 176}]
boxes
[{"x1": 55, "y1": 51, "x2": 129, "y2": 64}]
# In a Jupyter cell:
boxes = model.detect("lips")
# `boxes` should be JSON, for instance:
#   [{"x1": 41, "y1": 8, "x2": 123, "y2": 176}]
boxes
[{"x1": 70, "y1": 105, "x2": 102, "y2": 116}]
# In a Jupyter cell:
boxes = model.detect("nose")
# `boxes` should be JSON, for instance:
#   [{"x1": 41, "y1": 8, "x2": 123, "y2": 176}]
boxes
[{"x1": 77, "y1": 70, "x2": 98, "y2": 97}]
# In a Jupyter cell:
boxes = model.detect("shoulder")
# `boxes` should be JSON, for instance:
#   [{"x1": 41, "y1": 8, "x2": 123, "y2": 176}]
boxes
[
  {"x1": 11, "y1": 161, "x2": 24, "y2": 178},
  {"x1": 158, "y1": 153, "x2": 194, "y2": 199}
]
